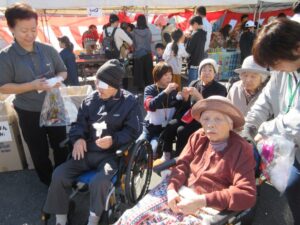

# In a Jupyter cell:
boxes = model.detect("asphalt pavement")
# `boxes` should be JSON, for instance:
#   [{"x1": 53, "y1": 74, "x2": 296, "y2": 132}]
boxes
[{"x1": 0, "y1": 169, "x2": 294, "y2": 225}]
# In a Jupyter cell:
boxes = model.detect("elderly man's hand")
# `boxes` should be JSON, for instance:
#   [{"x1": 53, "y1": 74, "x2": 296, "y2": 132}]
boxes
[
  {"x1": 177, "y1": 194, "x2": 207, "y2": 215},
  {"x1": 167, "y1": 189, "x2": 181, "y2": 213},
  {"x1": 72, "y1": 138, "x2": 87, "y2": 160},
  {"x1": 96, "y1": 136, "x2": 113, "y2": 149}
]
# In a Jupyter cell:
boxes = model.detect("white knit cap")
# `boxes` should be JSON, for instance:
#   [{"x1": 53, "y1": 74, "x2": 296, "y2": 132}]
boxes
[{"x1": 198, "y1": 58, "x2": 218, "y2": 75}]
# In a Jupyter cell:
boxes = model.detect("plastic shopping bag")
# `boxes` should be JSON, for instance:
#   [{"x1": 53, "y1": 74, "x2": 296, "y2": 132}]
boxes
[
  {"x1": 40, "y1": 88, "x2": 77, "y2": 127},
  {"x1": 257, "y1": 135, "x2": 295, "y2": 193}
]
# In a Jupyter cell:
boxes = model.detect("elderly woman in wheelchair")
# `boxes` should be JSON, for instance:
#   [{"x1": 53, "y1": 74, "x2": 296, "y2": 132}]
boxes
[
  {"x1": 43, "y1": 59, "x2": 144, "y2": 225},
  {"x1": 115, "y1": 96, "x2": 257, "y2": 225}
]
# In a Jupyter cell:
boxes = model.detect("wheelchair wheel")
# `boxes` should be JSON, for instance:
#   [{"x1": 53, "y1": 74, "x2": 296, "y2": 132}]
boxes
[{"x1": 125, "y1": 139, "x2": 153, "y2": 205}]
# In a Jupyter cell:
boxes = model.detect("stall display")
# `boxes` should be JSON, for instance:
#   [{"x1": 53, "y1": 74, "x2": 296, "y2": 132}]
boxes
[
  {"x1": 76, "y1": 54, "x2": 108, "y2": 83},
  {"x1": 208, "y1": 50, "x2": 240, "y2": 80}
]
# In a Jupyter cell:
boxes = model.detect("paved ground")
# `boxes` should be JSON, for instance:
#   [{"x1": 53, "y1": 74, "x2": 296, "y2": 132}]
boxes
[{"x1": 0, "y1": 169, "x2": 293, "y2": 225}]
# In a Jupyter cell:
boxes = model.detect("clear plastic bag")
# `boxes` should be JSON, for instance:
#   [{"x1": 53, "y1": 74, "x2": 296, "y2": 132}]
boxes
[
  {"x1": 257, "y1": 135, "x2": 295, "y2": 193},
  {"x1": 40, "y1": 88, "x2": 77, "y2": 127}
]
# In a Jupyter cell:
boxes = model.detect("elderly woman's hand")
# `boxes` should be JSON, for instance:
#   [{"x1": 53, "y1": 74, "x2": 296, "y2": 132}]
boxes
[
  {"x1": 186, "y1": 87, "x2": 203, "y2": 101},
  {"x1": 167, "y1": 189, "x2": 181, "y2": 213},
  {"x1": 177, "y1": 195, "x2": 207, "y2": 215}
]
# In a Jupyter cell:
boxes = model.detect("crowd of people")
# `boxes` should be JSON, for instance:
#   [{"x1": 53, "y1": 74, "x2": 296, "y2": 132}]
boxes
[{"x1": 0, "y1": 1, "x2": 299, "y2": 225}]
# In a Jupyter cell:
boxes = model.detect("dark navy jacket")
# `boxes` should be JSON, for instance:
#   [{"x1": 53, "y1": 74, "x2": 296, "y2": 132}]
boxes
[
  {"x1": 69, "y1": 89, "x2": 143, "y2": 152},
  {"x1": 143, "y1": 84, "x2": 182, "y2": 137},
  {"x1": 59, "y1": 48, "x2": 79, "y2": 86}
]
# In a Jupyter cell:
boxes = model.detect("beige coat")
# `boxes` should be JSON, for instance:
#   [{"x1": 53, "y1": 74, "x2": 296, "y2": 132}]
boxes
[{"x1": 227, "y1": 80, "x2": 262, "y2": 117}]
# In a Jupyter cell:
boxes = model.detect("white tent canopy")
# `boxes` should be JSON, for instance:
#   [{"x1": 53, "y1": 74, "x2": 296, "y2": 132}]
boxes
[
  {"x1": 0, "y1": 0, "x2": 256, "y2": 9},
  {"x1": 0, "y1": 1, "x2": 296, "y2": 15},
  {"x1": 0, "y1": 0, "x2": 295, "y2": 9}
]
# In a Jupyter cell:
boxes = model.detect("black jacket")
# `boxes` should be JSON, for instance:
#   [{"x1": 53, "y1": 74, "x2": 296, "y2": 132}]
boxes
[
  {"x1": 186, "y1": 29, "x2": 206, "y2": 67},
  {"x1": 69, "y1": 90, "x2": 143, "y2": 152},
  {"x1": 179, "y1": 79, "x2": 228, "y2": 113},
  {"x1": 239, "y1": 31, "x2": 256, "y2": 63}
]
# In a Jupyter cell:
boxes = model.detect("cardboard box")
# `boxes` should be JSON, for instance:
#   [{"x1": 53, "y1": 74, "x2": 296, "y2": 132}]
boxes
[
  {"x1": 60, "y1": 85, "x2": 93, "y2": 109},
  {"x1": 0, "y1": 96, "x2": 26, "y2": 172}
]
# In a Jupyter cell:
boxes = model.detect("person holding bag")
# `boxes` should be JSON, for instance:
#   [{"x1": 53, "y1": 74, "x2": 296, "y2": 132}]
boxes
[
  {"x1": 242, "y1": 19, "x2": 300, "y2": 225},
  {"x1": 0, "y1": 3, "x2": 68, "y2": 186}
]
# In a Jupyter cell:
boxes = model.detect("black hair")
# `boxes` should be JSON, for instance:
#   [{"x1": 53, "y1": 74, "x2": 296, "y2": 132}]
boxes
[
  {"x1": 220, "y1": 24, "x2": 232, "y2": 39},
  {"x1": 155, "y1": 43, "x2": 165, "y2": 50},
  {"x1": 120, "y1": 22, "x2": 128, "y2": 31},
  {"x1": 109, "y1": 14, "x2": 119, "y2": 24},
  {"x1": 189, "y1": 16, "x2": 203, "y2": 26},
  {"x1": 58, "y1": 36, "x2": 74, "y2": 51},
  {"x1": 196, "y1": 6, "x2": 207, "y2": 16},
  {"x1": 128, "y1": 23, "x2": 135, "y2": 31},
  {"x1": 136, "y1": 14, "x2": 148, "y2": 29},
  {"x1": 171, "y1": 29, "x2": 183, "y2": 57},
  {"x1": 277, "y1": 12, "x2": 287, "y2": 18},
  {"x1": 252, "y1": 18, "x2": 300, "y2": 67},
  {"x1": 5, "y1": 2, "x2": 38, "y2": 28},
  {"x1": 241, "y1": 14, "x2": 248, "y2": 22}
]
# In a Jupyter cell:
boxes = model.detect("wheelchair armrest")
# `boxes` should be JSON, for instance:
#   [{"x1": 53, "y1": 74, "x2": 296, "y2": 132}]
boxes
[
  {"x1": 59, "y1": 137, "x2": 70, "y2": 148},
  {"x1": 115, "y1": 142, "x2": 133, "y2": 157},
  {"x1": 153, "y1": 158, "x2": 177, "y2": 174}
]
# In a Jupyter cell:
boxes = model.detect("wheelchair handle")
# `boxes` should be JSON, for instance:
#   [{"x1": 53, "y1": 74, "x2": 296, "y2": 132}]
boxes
[{"x1": 153, "y1": 158, "x2": 177, "y2": 174}]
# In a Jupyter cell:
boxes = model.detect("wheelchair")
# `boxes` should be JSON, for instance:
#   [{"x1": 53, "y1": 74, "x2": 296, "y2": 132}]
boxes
[
  {"x1": 153, "y1": 154, "x2": 261, "y2": 225},
  {"x1": 41, "y1": 138, "x2": 153, "y2": 225}
]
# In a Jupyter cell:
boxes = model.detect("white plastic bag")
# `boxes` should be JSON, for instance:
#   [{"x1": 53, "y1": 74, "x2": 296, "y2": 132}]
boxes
[
  {"x1": 40, "y1": 88, "x2": 77, "y2": 127},
  {"x1": 257, "y1": 135, "x2": 295, "y2": 193}
]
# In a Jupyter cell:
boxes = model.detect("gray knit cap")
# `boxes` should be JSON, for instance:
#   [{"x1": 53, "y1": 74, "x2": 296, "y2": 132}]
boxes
[{"x1": 96, "y1": 59, "x2": 124, "y2": 89}]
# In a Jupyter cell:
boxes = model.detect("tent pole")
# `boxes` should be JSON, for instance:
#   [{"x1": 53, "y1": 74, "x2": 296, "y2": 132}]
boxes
[
  {"x1": 145, "y1": 5, "x2": 149, "y2": 23},
  {"x1": 258, "y1": 1, "x2": 263, "y2": 30},
  {"x1": 44, "y1": 9, "x2": 51, "y2": 43},
  {"x1": 39, "y1": 12, "x2": 47, "y2": 42},
  {"x1": 253, "y1": 2, "x2": 258, "y2": 23}
]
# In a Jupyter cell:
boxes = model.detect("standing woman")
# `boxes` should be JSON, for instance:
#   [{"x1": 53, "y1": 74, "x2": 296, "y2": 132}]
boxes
[
  {"x1": 58, "y1": 36, "x2": 79, "y2": 86},
  {"x1": 0, "y1": 3, "x2": 68, "y2": 186},
  {"x1": 163, "y1": 28, "x2": 189, "y2": 90},
  {"x1": 243, "y1": 19, "x2": 300, "y2": 225},
  {"x1": 132, "y1": 14, "x2": 153, "y2": 92}
]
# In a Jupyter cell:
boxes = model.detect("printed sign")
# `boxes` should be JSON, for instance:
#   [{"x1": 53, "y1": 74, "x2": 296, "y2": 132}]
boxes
[
  {"x1": 0, "y1": 121, "x2": 12, "y2": 143},
  {"x1": 228, "y1": 19, "x2": 237, "y2": 29},
  {"x1": 87, "y1": 7, "x2": 102, "y2": 17}
]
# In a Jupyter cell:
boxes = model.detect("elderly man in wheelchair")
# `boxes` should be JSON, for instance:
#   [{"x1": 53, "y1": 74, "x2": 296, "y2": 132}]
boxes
[
  {"x1": 43, "y1": 59, "x2": 145, "y2": 225},
  {"x1": 115, "y1": 96, "x2": 257, "y2": 225}
]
